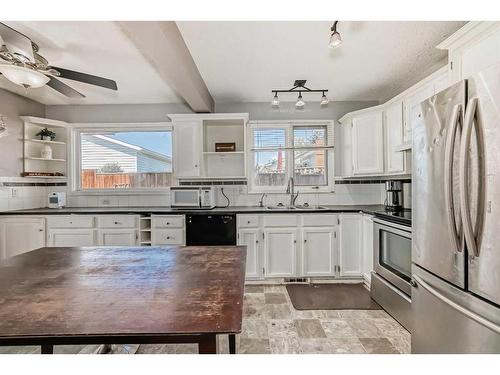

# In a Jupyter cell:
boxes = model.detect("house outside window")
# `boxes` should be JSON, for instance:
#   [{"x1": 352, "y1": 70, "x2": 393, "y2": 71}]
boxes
[
  {"x1": 72, "y1": 123, "x2": 173, "y2": 192},
  {"x1": 248, "y1": 120, "x2": 334, "y2": 193}
]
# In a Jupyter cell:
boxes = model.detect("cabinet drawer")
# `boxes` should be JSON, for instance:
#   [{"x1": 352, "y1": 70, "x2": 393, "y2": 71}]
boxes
[
  {"x1": 152, "y1": 215, "x2": 185, "y2": 229},
  {"x1": 302, "y1": 214, "x2": 338, "y2": 227},
  {"x1": 47, "y1": 215, "x2": 94, "y2": 229},
  {"x1": 98, "y1": 215, "x2": 137, "y2": 228},
  {"x1": 238, "y1": 215, "x2": 260, "y2": 228},
  {"x1": 262, "y1": 214, "x2": 298, "y2": 227},
  {"x1": 153, "y1": 229, "x2": 184, "y2": 245}
]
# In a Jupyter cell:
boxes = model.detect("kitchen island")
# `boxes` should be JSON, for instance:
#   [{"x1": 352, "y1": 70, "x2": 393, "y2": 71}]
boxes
[{"x1": 0, "y1": 245, "x2": 246, "y2": 354}]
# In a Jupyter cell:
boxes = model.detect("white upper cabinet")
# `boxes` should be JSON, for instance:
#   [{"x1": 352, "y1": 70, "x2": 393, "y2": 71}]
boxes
[
  {"x1": 0, "y1": 217, "x2": 45, "y2": 259},
  {"x1": 172, "y1": 120, "x2": 203, "y2": 178},
  {"x1": 352, "y1": 110, "x2": 384, "y2": 175},
  {"x1": 402, "y1": 82, "x2": 434, "y2": 143},
  {"x1": 437, "y1": 22, "x2": 500, "y2": 83},
  {"x1": 384, "y1": 100, "x2": 405, "y2": 174}
]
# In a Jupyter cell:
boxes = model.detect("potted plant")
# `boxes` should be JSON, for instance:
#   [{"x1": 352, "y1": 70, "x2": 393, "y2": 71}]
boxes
[{"x1": 35, "y1": 128, "x2": 56, "y2": 141}]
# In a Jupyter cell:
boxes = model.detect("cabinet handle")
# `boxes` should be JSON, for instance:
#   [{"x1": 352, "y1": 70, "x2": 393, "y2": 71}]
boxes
[
  {"x1": 304, "y1": 239, "x2": 307, "y2": 243},
  {"x1": 294, "y1": 240, "x2": 297, "y2": 244},
  {"x1": 167, "y1": 236, "x2": 171, "y2": 239},
  {"x1": 247, "y1": 221, "x2": 251, "y2": 224},
  {"x1": 38, "y1": 229, "x2": 44, "y2": 232},
  {"x1": 166, "y1": 222, "x2": 170, "y2": 225},
  {"x1": 194, "y1": 164, "x2": 198, "y2": 168},
  {"x1": 256, "y1": 240, "x2": 259, "y2": 244},
  {"x1": 114, "y1": 221, "x2": 120, "y2": 225}
]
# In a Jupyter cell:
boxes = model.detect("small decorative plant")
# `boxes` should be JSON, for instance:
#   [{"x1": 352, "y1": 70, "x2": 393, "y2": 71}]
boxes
[{"x1": 35, "y1": 128, "x2": 56, "y2": 141}]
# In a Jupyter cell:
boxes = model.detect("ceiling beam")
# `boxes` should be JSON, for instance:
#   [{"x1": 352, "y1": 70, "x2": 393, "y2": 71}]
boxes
[{"x1": 116, "y1": 21, "x2": 214, "y2": 113}]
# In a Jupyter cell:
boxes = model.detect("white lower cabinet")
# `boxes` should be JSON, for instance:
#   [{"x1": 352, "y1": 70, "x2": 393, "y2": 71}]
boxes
[
  {"x1": 98, "y1": 229, "x2": 138, "y2": 246},
  {"x1": 237, "y1": 228, "x2": 261, "y2": 280},
  {"x1": 263, "y1": 228, "x2": 297, "y2": 278},
  {"x1": 339, "y1": 213, "x2": 363, "y2": 277},
  {"x1": 362, "y1": 215, "x2": 374, "y2": 285},
  {"x1": 48, "y1": 228, "x2": 95, "y2": 247},
  {"x1": 301, "y1": 227, "x2": 336, "y2": 277},
  {"x1": 0, "y1": 217, "x2": 45, "y2": 259}
]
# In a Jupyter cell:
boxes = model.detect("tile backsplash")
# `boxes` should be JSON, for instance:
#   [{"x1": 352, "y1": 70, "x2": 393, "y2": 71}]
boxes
[{"x1": 0, "y1": 178, "x2": 387, "y2": 211}]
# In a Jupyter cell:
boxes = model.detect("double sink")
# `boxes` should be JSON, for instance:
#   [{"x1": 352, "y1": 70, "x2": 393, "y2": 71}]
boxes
[{"x1": 265, "y1": 204, "x2": 328, "y2": 211}]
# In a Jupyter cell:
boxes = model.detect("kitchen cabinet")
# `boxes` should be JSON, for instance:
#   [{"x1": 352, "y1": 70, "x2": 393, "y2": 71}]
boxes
[
  {"x1": 385, "y1": 101, "x2": 405, "y2": 174},
  {"x1": 98, "y1": 229, "x2": 138, "y2": 246},
  {"x1": 0, "y1": 217, "x2": 45, "y2": 259},
  {"x1": 47, "y1": 228, "x2": 95, "y2": 247},
  {"x1": 238, "y1": 228, "x2": 261, "y2": 280},
  {"x1": 301, "y1": 227, "x2": 336, "y2": 277},
  {"x1": 172, "y1": 121, "x2": 202, "y2": 178},
  {"x1": 263, "y1": 228, "x2": 297, "y2": 278},
  {"x1": 339, "y1": 213, "x2": 363, "y2": 277},
  {"x1": 352, "y1": 111, "x2": 384, "y2": 175},
  {"x1": 403, "y1": 82, "x2": 434, "y2": 143},
  {"x1": 337, "y1": 120, "x2": 353, "y2": 178},
  {"x1": 151, "y1": 214, "x2": 185, "y2": 245},
  {"x1": 362, "y1": 214, "x2": 374, "y2": 286}
]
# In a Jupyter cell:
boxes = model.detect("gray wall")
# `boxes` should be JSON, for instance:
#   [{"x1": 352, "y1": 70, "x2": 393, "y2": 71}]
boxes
[
  {"x1": 45, "y1": 103, "x2": 193, "y2": 123},
  {"x1": 215, "y1": 101, "x2": 378, "y2": 122},
  {"x1": 0, "y1": 89, "x2": 46, "y2": 177}
]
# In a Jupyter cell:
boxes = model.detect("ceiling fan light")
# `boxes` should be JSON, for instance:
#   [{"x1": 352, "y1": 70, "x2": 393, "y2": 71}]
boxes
[
  {"x1": 320, "y1": 93, "x2": 329, "y2": 106},
  {"x1": 271, "y1": 92, "x2": 280, "y2": 108},
  {"x1": 329, "y1": 31, "x2": 342, "y2": 49},
  {"x1": 295, "y1": 93, "x2": 305, "y2": 109},
  {"x1": 0, "y1": 64, "x2": 49, "y2": 88}
]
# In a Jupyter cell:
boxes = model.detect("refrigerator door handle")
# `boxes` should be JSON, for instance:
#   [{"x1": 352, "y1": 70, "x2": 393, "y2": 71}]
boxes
[
  {"x1": 459, "y1": 97, "x2": 485, "y2": 258},
  {"x1": 444, "y1": 103, "x2": 463, "y2": 252},
  {"x1": 413, "y1": 275, "x2": 500, "y2": 335}
]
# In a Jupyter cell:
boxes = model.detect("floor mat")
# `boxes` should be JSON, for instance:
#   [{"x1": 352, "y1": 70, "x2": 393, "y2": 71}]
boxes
[{"x1": 286, "y1": 283, "x2": 381, "y2": 310}]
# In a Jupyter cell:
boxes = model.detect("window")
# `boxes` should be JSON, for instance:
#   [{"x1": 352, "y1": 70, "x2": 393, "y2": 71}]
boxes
[
  {"x1": 248, "y1": 121, "x2": 334, "y2": 193},
  {"x1": 73, "y1": 125, "x2": 173, "y2": 191}
]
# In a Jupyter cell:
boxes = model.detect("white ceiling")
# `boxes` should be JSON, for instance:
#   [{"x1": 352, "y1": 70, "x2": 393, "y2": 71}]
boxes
[
  {"x1": 0, "y1": 21, "x2": 466, "y2": 106},
  {"x1": 177, "y1": 21, "x2": 466, "y2": 103},
  {"x1": 0, "y1": 21, "x2": 183, "y2": 105}
]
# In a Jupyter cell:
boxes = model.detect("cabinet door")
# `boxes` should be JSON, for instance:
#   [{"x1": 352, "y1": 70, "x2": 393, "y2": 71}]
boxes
[
  {"x1": 362, "y1": 215, "x2": 374, "y2": 284},
  {"x1": 0, "y1": 217, "x2": 45, "y2": 259},
  {"x1": 338, "y1": 121, "x2": 353, "y2": 178},
  {"x1": 263, "y1": 228, "x2": 296, "y2": 278},
  {"x1": 385, "y1": 101, "x2": 405, "y2": 174},
  {"x1": 301, "y1": 227, "x2": 336, "y2": 277},
  {"x1": 460, "y1": 29, "x2": 500, "y2": 80},
  {"x1": 403, "y1": 83, "x2": 434, "y2": 143},
  {"x1": 238, "y1": 228, "x2": 261, "y2": 280},
  {"x1": 352, "y1": 111, "x2": 384, "y2": 175},
  {"x1": 173, "y1": 121, "x2": 202, "y2": 178},
  {"x1": 339, "y1": 214, "x2": 363, "y2": 277},
  {"x1": 98, "y1": 229, "x2": 138, "y2": 246},
  {"x1": 48, "y1": 229, "x2": 95, "y2": 247}
]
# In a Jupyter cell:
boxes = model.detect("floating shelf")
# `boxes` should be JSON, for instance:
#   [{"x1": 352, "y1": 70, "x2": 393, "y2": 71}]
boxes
[
  {"x1": 22, "y1": 175, "x2": 66, "y2": 179},
  {"x1": 203, "y1": 151, "x2": 245, "y2": 155},
  {"x1": 26, "y1": 139, "x2": 67, "y2": 146}
]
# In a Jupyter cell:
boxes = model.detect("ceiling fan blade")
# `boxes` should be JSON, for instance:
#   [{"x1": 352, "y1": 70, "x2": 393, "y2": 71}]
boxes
[
  {"x1": 51, "y1": 66, "x2": 117, "y2": 91},
  {"x1": 47, "y1": 76, "x2": 86, "y2": 98}
]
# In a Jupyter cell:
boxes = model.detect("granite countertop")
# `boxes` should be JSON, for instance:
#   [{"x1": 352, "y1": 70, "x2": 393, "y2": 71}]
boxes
[{"x1": 0, "y1": 205, "x2": 387, "y2": 216}]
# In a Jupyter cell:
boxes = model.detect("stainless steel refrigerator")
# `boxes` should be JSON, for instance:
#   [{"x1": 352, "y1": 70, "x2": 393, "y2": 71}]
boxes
[{"x1": 412, "y1": 63, "x2": 500, "y2": 353}]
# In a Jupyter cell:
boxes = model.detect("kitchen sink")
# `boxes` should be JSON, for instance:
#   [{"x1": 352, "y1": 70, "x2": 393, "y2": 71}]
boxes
[
  {"x1": 293, "y1": 205, "x2": 328, "y2": 210},
  {"x1": 265, "y1": 205, "x2": 295, "y2": 210}
]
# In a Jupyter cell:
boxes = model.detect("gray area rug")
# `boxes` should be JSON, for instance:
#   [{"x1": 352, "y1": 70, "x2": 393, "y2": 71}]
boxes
[{"x1": 286, "y1": 283, "x2": 381, "y2": 310}]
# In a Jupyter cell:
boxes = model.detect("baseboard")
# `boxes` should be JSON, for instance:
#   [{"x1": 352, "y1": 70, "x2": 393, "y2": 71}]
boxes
[{"x1": 363, "y1": 272, "x2": 372, "y2": 290}]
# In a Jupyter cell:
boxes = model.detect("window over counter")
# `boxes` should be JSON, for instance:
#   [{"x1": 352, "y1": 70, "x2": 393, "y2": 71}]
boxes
[
  {"x1": 71, "y1": 123, "x2": 173, "y2": 192},
  {"x1": 248, "y1": 120, "x2": 334, "y2": 193}
]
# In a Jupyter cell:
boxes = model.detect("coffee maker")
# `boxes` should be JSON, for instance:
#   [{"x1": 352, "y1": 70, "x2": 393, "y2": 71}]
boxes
[{"x1": 384, "y1": 180, "x2": 403, "y2": 211}]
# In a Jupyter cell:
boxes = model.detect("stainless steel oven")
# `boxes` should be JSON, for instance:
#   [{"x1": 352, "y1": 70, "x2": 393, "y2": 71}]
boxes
[{"x1": 373, "y1": 218, "x2": 412, "y2": 295}]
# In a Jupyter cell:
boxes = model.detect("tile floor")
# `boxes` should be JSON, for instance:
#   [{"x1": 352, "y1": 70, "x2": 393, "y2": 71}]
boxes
[{"x1": 0, "y1": 284, "x2": 411, "y2": 355}]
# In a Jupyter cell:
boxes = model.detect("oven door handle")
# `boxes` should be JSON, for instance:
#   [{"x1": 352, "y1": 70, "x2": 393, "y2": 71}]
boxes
[{"x1": 372, "y1": 218, "x2": 412, "y2": 235}]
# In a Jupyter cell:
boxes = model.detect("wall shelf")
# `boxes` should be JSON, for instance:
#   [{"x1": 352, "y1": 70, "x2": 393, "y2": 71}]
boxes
[
  {"x1": 26, "y1": 139, "x2": 67, "y2": 146},
  {"x1": 25, "y1": 157, "x2": 67, "y2": 162}
]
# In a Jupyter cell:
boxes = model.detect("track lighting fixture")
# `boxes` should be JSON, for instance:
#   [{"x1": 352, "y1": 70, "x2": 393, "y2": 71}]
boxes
[
  {"x1": 271, "y1": 80, "x2": 329, "y2": 109},
  {"x1": 329, "y1": 21, "x2": 342, "y2": 49}
]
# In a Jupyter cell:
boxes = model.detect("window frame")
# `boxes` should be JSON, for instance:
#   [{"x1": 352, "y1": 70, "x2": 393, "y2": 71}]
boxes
[
  {"x1": 247, "y1": 120, "x2": 335, "y2": 194},
  {"x1": 70, "y1": 122, "x2": 173, "y2": 195}
]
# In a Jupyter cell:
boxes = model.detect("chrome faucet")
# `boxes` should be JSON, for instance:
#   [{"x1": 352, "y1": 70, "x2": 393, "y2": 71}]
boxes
[
  {"x1": 258, "y1": 193, "x2": 266, "y2": 208},
  {"x1": 286, "y1": 177, "x2": 299, "y2": 207}
]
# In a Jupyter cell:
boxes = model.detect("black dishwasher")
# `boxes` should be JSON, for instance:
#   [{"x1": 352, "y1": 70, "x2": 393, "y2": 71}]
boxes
[{"x1": 186, "y1": 214, "x2": 236, "y2": 246}]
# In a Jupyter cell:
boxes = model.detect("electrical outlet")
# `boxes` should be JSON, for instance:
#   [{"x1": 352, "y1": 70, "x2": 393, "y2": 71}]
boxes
[{"x1": 11, "y1": 188, "x2": 19, "y2": 198}]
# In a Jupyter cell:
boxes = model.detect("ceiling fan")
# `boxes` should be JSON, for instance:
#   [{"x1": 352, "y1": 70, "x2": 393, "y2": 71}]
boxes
[{"x1": 0, "y1": 22, "x2": 117, "y2": 98}]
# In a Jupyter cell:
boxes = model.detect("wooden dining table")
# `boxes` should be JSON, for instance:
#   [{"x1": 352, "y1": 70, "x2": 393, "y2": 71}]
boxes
[{"x1": 0, "y1": 245, "x2": 246, "y2": 354}]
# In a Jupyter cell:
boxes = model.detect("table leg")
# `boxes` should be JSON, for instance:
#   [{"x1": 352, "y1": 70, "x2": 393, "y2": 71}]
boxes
[
  {"x1": 229, "y1": 334, "x2": 236, "y2": 354},
  {"x1": 41, "y1": 344, "x2": 54, "y2": 354},
  {"x1": 198, "y1": 334, "x2": 217, "y2": 354}
]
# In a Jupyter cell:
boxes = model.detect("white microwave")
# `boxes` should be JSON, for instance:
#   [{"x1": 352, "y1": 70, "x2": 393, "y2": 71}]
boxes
[{"x1": 170, "y1": 187, "x2": 216, "y2": 209}]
